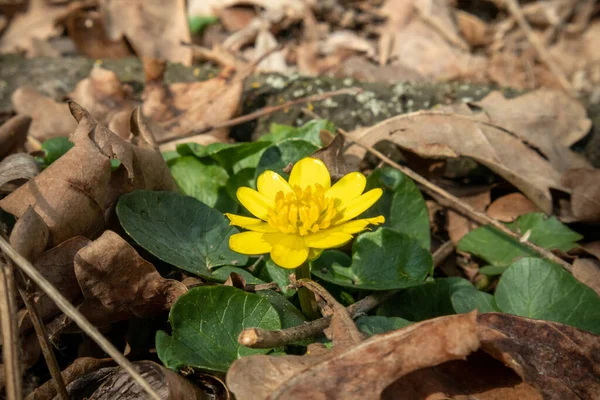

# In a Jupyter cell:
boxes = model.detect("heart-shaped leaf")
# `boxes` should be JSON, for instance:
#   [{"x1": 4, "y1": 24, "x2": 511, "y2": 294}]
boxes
[
  {"x1": 451, "y1": 287, "x2": 500, "y2": 314},
  {"x1": 356, "y1": 316, "x2": 411, "y2": 337},
  {"x1": 117, "y1": 190, "x2": 247, "y2": 278},
  {"x1": 156, "y1": 286, "x2": 280, "y2": 372},
  {"x1": 258, "y1": 120, "x2": 332, "y2": 147},
  {"x1": 361, "y1": 167, "x2": 430, "y2": 249},
  {"x1": 458, "y1": 213, "x2": 582, "y2": 266},
  {"x1": 254, "y1": 139, "x2": 319, "y2": 179},
  {"x1": 311, "y1": 228, "x2": 432, "y2": 290},
  {"x1": 177, "y1": 141, "x2": 271, "y2": 172},
  {"x1": 495, "y1": 257, "x2": 600, "y2": 334}
]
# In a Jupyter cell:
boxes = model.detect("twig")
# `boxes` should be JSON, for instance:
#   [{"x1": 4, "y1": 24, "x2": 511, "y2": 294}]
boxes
[
  {"x1": 16, "y1": 270, "x2": 68, "y2": 400},
  {"x1": 0, "y1": 237, "x2": 162, "y2": 400},
  {"x1": 238, "y1": 242, "x2": 455, "y2": 348},
  {"x1": 302, "y1": 108, "x2": 573, "y2": 273},
  {"x1": 157, "y1": 88, "x2": 362, "y2": 145},
  {"x1": 503, "y1": 0, "x2": 572, "y2": 91},
  {"x1": 0, "y1": 255, "x2": 22, "y2": 400},
  {"x1": 433, "y1": 241, "x2": 455, "y2": 266}
]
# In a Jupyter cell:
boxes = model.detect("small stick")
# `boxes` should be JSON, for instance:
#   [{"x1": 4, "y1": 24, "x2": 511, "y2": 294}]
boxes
[
  {"x1": 503, "y1": 0, "x2": 572, "y2": 91},
  {"x1": 0, "y1": 256, "x2": 22, "y2": 400},
  {"x1": 16, "y1": 270, "x2": 68, "y2": 400},
  {"x1": 302, "y1": 108, "x2": 573, "y2": 273},
  {"x1": 157, "y1": 88, "x2": 362, "y2": 145},
  {"x1": 0, "y1": 238, "x2": 162, "y2": 400},
  {"x1": 239, "y1": 243, "x2": 455, "y2": 348}
]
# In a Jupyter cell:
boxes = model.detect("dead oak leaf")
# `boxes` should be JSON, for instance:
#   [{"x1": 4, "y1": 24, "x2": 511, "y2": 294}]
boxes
[
  {"x1": 561, "y1": 168, "x2": 600, "y2": 223},
  {"x1": 486, "y1": 193, "x2": 542, "y2": 222},
  {"x1": 0, "y1": 114, "x2": 31, "y2": 158}
]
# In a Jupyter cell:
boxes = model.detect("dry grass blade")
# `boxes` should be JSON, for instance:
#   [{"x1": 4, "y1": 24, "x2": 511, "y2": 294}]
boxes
[
  {"x1": 0, "y1": 255, "x2": 22, "y2": 400},
  {"x1": 302, "y1": 108, "x2": 573, "y2": 273},
  {"x1": 0, "y1": 237, "x2": 162, "y2": 400}
]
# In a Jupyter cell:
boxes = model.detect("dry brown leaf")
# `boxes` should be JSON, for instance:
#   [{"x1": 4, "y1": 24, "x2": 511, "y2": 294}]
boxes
[
  {"x1": 486, "y1": 193, "x2": 542, "y2": 222},
  {"x1": 478, "y1": 313, "x2": 600, "y2": 399},
  {"x1": 158, "y1": 134, "x2": 221, "y2": 153},
  {"x1": 0, "y1": 0, "x2": 68, "y2": 55},
  {"x1": 227, "y1": 312, "x2": 479, "y2": 400},
  {"x1": 0, "y1": 103, "x2": 176, "y2": 246},
  {"x1": 561, "y1": 168, "x2": 600, "y2": 223},
  {"x1": 356, "y1": 106, "x2": 562, "y2": 213},
  {"x1": 473, "y1": 90, "x2": 591, "y2": 172},
  {"x1": 100, "y1": 0, "x2": 192, "y2": 66},
  {"x1": 253, "y1": 28, "x2": 289, "y2": 73},
  {"x1": 9, "y1": 205, "x2": 48, "y2": 263},
  {"x1": 11, "y1": 86, "x2": 77, "y2": 141},
  {"x1": 455, "y1": 9, "x2": 488, "y2": 47},
  {"x1": 89, "y1": 360, "x2": 209, "y2": 399},
  {"x1": 320, "y1": 30, "x2": 376, "y2": 59},
  {"x1": 447, "y1": 190, "x2": 491, "y2": 244},
  {"x1": 0, "y1": 115, "x2": 31, "y2": 158},
  {"x1": 0, "y1": 153, "x2": 39, "y2": 195},
  {"x1": 73, "y1": 231, "x2": 187, "y2": 325},
  {"x1": 582, "y1": 241, "x2": 600, "y2": 260},
  {"x1": 142, "y1": 59, "x2": 247, "y2": 141},
  {"x1": 413, "y1": 0, "x2": 469, "y2": 51},
  {"x1": 220, "y1": 7, "x2": 257, "y2": 32},
  {"x1": 18, "y1": 236, "x2": 90, "y2": 334},
  {"x1": 310, "y1": 134, "x2": 349, "y2": 181},
  {"x1": 68, "y1": 67, "x2": 134, "y2": 126},
  {"x1": 572, "y1": 258, "x2": 600, "y2": 296},
  {"x1": 383, "y1": 351, "x2": 541, "y2": 400}
]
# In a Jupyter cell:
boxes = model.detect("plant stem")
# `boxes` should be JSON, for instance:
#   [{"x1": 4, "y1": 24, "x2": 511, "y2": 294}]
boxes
[{"x1": 295, "y1": 263, "x2": 320, "y2": 320}]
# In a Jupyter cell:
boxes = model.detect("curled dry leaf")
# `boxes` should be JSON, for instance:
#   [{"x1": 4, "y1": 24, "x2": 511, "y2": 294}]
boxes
[
  {"x1": 68, "y1": 67, "x2": 134, "y2": 126},
  {"x1": 356, "y1": 105, "x2": 562, "y2": 214},
  {"x1": 0, "y1": 114, "x2": 31, "y2": 158},
  {"x1": 310, "y1": 134, "x2": 350, "y2": 181},
  {"x1": 473, "y1": 90, "x2": 591, "y2": 172},
  {"x1": 100, "y1": 0, "x2": 192, "y2": 66},
  {"x1": 0, "y1": 103, "x2": 176, "y2": 246},
  {"x1": 486, "y1": 193, "x2": 541, "y2": 222},
  {"x1": 561, "y1": 168, "x2": 600, "y2": 223},
  {"x1": 478, "y1": 313, "x2": 600, "y2": 399},
  {"x1": 0, "y1": 153, "x2": 39, "y2": 195},
  {"x1": 73, "y1": 230, "x2": 187, "y2": 326},
  {"x1": 18, "y1": 236, "x2": 90, "y2": 334},
  {"x1": 228, "y1": 312, "x2": 479, "y2": 400},
  {"x1": 89, "y1": 360, "x2": 210, "y2": 399},
  {"x1": 9, "y1": 205, "x2": 48, "y2": 263},
  {"x1": 572, "y1": 258, "x2": 600, "y2": 296},
  {"x1": 25, "y1": 357, "x2": 114, "y2": 400},
  {"x1": 11, "y1": 86, "x2": 77, "y2": 141}
]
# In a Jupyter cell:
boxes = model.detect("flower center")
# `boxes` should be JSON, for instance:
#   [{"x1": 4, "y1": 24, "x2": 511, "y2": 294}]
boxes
[{"x1": 267, "y1": 184, "x2": 338, "y2": 235}]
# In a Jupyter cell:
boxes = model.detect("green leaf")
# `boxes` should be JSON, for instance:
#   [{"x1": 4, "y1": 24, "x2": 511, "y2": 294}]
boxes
[
  {"x1": 478, "y1": 265, "x2": 508, "y2": 276},
  {"x1": 211, "y1": 266, "x2": 264, "y2": 284},
  {"x1": 495, "y1": 257, "x2": 600, "y2": 334},
  {"x1": 254, "y1": 139, "x2": 319, "y2": 179},
  {"x1": 256, "y1": 290, "x2": 306, "y2": 330},
  {"x1": 156, "y1": 286, "x2": 280, "y2": 372},
  {"x1": 356, "y1": 316, "x2": 411, "y2": 337},
  {"x1": 169, "y1": 156, "x2": 237, "y2": 213},
  {"x1": 361, "y1": 167, "x2": 430, "y2": 249},
  {"x1": 189, "y1": 15, "x2": 219, "y2": 34},
  {"x1": 177, "y1": 141, "x2": 271, "y2": 173},
  {"x1": 377, "y1": 277, "x2": 473, "y2": 321},
  {"x1": 451, "y1": 287, "x2": 500, "y2": 314},
  {"x1": 226, "y1": 168, "x2": 256, "y2": 200},
  {"x1": 311, "y1": 228, "x2": 433, "y2": 290},
  {"x1": 263, "y1": 257, "x2": 295, "y2": 297},
  {"x1": 458, "y1": 213, "x2": 582, "y2": 266},
  {"x1": 117, "y1": 191, "x2": 247, "y2": 278},
  {"x1": 42, "y1": 137, "x2": 74, "y2": 165},
  {"x1": 162, "y1": 151, "x2": 181, "y2": 163},
  {"x1": 259, "y1": 120, "x2": 332, "y2": 147}
]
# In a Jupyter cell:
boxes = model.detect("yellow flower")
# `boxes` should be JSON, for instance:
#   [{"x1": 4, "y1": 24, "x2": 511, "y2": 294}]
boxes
[{"x1": 225, "y1": 158, "x2": 385, "y2": 269}]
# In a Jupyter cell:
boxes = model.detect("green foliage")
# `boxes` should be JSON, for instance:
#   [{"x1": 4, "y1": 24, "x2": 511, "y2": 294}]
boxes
[
  {"x1": 189, "y1": 15, "x2": 219, "y2": 34},
  {"x1": 41, "y1": 136, "x2": 73, "y2": 165},
  {"x1": 458, "y1": 213, "x2": 582, "y2": 266},
  {"x1": 356, "y1": 316, "x2": 411, "y2": 337},
  {"x1": 311, "y1": 228, "x2": 433, "y2": 290},
  {"x1": 254, "y1": 139, "x2": 319, "y2": 179},
  {"x1": 117, "y1": 191, "x2": 247, "y2": 278},
  {"x1": 361, "y1": 167, "x2": 430, "y2": 249},
  {"x1": 258, "y1": 120, "x2": 333, "y2": 147},
  {"x1": 156, "y1": 286, "x2": 280, "y2": 372},
  {"x1": 451, "y1": 286, "x2": 500, "y2": 314}
]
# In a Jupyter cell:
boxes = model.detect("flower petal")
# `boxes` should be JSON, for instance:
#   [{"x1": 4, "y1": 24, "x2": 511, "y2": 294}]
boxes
[
  {"x1": 336, "y1": 188, "x2": 383, "y2": 223},
  {"x1": 257, "y1": 170, "x2": 293, "y2": 200},
  {"x1": 308, "y1": 248, "x2": 323, "y2": 261},
  {"x1": 304, "y1": 232, "x2": 353, "y2": 249},
  {"x1": 236, "y1": 187, "x2": 274, "y2": 220},
  {"x1": 268, "y1": 233, "x2": 309, "y2": 269},
  {"x1": 325, "y1": 172, "x2": 366, "y2": 207},
  {"x1": 334, "y1": 216, "x2": 385, "y2": 234},
  {"x1": 288, "y1": 158, "x2": 331, "y2": 190},
  {"x1": 225, "y1": 214, "x2": 278, "y2": 232},
  {"x1": 229, "y1": 231, "x2": 273, "y2": 255}
]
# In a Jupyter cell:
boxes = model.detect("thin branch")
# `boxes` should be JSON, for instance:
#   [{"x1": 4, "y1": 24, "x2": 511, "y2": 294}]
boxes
[
  {"x1": 157, "y1": 88, "x2": 362, "y2": 145},
  {"x1": 16, "y1": 269, "x2": 68, "y2": 400},
  {"x1": 302, "y1": 108, "x2": 573, "y2": 273},
  {"x1": 0, "y1": 237, "x2": 162, "y2": 400},
  {"x1": 0, "y1": 256, "x2": 22, "y2": 400},
  {"x1": 239, "y1": 242, "x2": 455, "y2": 349},
  {"x1": 503, "y1": 0, "x2": 572, "y2": 91}
]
